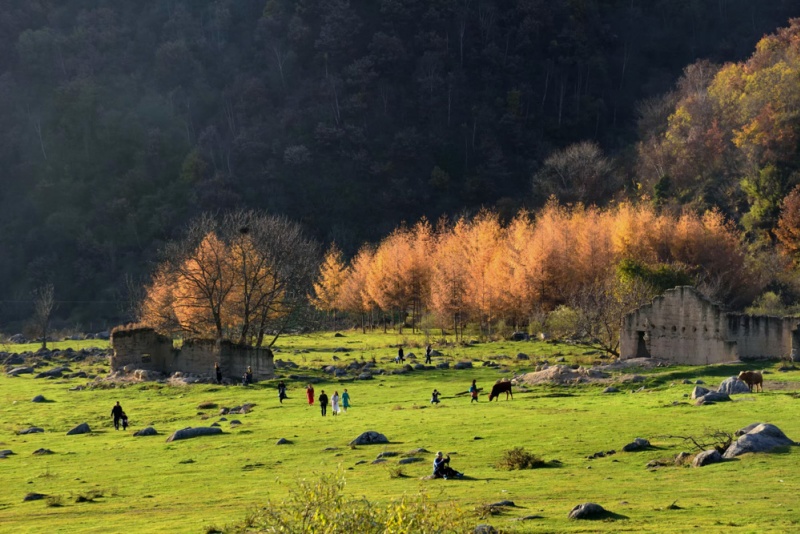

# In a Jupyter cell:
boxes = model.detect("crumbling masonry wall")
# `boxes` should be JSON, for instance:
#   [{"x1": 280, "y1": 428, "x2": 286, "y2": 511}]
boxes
[
  {"x1": 620, "y1": 286, "x2": 799, "y2": 364},
  {"x1": 110, "y1": 327, "x2": 274, "y2": 380}
]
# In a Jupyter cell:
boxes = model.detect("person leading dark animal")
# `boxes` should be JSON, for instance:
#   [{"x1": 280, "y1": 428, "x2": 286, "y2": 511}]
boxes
[
  {"x1": 489, "y1": 380, "x2": 513, "y2": 401},
  {"x1": 111, "y1": 401, "x2": 125, "y2": 430}
]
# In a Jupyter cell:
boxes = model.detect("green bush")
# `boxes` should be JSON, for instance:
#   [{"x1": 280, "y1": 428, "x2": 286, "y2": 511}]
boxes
[
  {"x1": 495, "y1": 447, "x2": 545, "y2": 470},
  {"x1": 229, "y1": 472, "x2": 471, "y2": 533}
]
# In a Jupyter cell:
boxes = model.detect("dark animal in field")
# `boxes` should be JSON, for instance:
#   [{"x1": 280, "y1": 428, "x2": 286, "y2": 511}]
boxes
[
  {"x1": 489, "y1": 380, "x2": 513, "y2": 401},
  {"x1": 737, "y1": 371, "x2": 763, "y2": 392}
]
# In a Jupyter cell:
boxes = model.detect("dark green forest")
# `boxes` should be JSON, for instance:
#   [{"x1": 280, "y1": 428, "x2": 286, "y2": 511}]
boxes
[{"x1": 1, "y1": 0, "x2": 799, "y2": 328}]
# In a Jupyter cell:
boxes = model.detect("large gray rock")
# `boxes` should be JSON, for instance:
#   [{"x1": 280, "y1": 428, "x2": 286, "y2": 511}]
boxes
[
  {"x1": 0, "y1": 449, "x2": 14, "y2": 459},
  {"x1": 690, "y1": 386, "x2": 710, "y2": 400},
  {"x1": 7, "y1": 367, "x2": 34, "y2": 376},
  {"x1": 350, "y1": 431, "x2": 389, "y2": 446},
  {"x1": 474, "y1": 525, "x2": 498, "y2": 534},
  {"x1": 31, "y1": 395, "x2": 46, "y2": 403},
  {"x1": 18, "y1": 427, "x2": 44, "y2": 435},
  {"x1": 723, "y1": 423, "x2": 795, "y2": 459},
  {"x1": 717, "y1": 377, "x2": 751, "y2": 395},
  {"x1": 568, "y1": 502, "x2": 608, "y2": 519},
  {"x1": 695, "y1": 391, "x2": 731, "y2": 405},
  {"x1": 166, "y1": 427, "x2": 223, "y2": 442},
  {"x1": 66, "y1": 422, "x2": 91, "y2": 435},
  {"x1": 454, "y1": 361, "x2": 473, "y2": 370},
  {"x1": 398, "y1": 457, "x2": 423, "y2": 464},
  {"x1": 133, "y1": 427, "x2": 158, "y2": 437},
  {"x1": 692, "y1": 449, "x2": 722, "y2": 467},
  {"x1": 622, "y1": 438, "x2": 651, "y2": 452}
]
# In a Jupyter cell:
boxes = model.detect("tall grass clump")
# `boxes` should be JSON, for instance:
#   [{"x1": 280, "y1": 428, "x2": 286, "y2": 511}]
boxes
[
  {"x1": 495, "y1": 447, "x2": 545, "y2": 470},
  {"x1": 230, "y1": 473, "x2": 471, "y2": 533}
]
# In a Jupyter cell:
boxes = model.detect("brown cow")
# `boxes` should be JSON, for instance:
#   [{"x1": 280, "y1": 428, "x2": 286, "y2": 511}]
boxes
[
  {"x1": 737, "y1": 371, "x2": 763, "y2": 392},
  {"x1": 489, "y1": 380, "x2": 513, "y2": 401}
]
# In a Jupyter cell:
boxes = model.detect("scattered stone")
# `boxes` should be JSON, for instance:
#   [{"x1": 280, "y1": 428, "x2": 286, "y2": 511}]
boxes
[
  {"x1": 197, "y1": 402, "x2": 218, "y2": 409},
  {"x1": 323, "y1": 447, "x2": 338, "y2": 451},
  {"x1": 695, "y1": 380, "x2": 705, "y2": 385},
  {"x1": 414, "y1": 363, "x2": 426, "y2": 370},
  {"x1": 23, "y1": 492, "x2": 47, "y2": 501},
  {"x1": 568, "y1": 502, "x2": 608, "y2": 520},
  {"x1": 371, "y1": 459, "x2": 387, "y2": 465},
  {"x1": 690, "y1": 386, "x2": 710, "y2": 399},
  {"x1": 357, "y1": 372, "x2": 373, "y2": 380},
  {"x1": 31, "y1": 395, "x2": 46, "y2": 403},
  {"x1": 355, "y1": 460, "x2": 367, "y2": 465},
  {"x1": 276, "y1": 438, "x2": 291, "y2": 445},
  {"x1": 622, "y1": 438, "x2": 651, "y2": 452},
  {"x1": 229, "y1": 420, "x2": 242, "y2": 426},
  {"x1": 350, "y1": 431, "x2": 389, "y2": 446},
  {"x1": 7, "y1": 367, "x2": 34, "y2": 376},
  {"x1": 18, "y1": 427, "x2": 44, "y2": 435},
  {"x1": 66, "y1": 423, "x2": 91, "y2": 435},
  {"x1": 334, "y1": 332, "x2": 345, "y2": 337},
  {"x1": 674, "y1": 452, "x2": 692, "y2": 465},
  {"x1": 406, "y1": 448, "x2": 430, "y2": 455},
  {"x1": 32, "y1": 448, "x2": 54, "y2": 456},
  {"x1": 474, "y1": 525, "x2": 498, "y2": 534},
  {"x1": 681, "y1": 379, "x2": 692, "y2": 384},
  {"x1": 377, "y1": 451, "x2": 399, "y2": 458},
  {"x1": 625, "y1": 375, "x2": 646, "y2": 383},
  {"x1": 516, "y1": 353, "x2": 529, "y2": 360},
  {"x1": 602, "y1": 387, "x2": 619, "y2": 394},
  {"x1": 0, "y1": 450, "x2": 14, "y2": 459},
  {"x1": 516, "y1": 515, "x2": 545, "y2": 521},
  {"x1": 490, "y1": 500, "x2": 516, "y2": 507},
  {"x1": 717, "y1": 377, "x2": 751, "y2": 395},
  {"x1": 436, "y1": 362, "x2": 449, "y2": 369},
  {"x1": 165, "y1": 427, "x2": 223, "y2": 442},
  {"x1": 454, "y1": 361, "x2": 473, "y2": 370},
  {"x1": 178, "y1": 459, "x2": 194, "y2": 464},
  {"x1": 398, "y1": 457, "x2": 423, "y2": 464},
  {"x1": 210, "y1": 423, "x2": 220, "y2": 427},
  {"x1": 692, "y1": 449, "x2": 722, "y2": 467},
  {"x1": 695, "y1": 391, "x2": 731, "y2": 405},
  {"x1": 133, "y1": 427, "x2": 158, "y2": 437},
  {"x1": 723, "y1": 423, "x2": 795, "y2": 459}
]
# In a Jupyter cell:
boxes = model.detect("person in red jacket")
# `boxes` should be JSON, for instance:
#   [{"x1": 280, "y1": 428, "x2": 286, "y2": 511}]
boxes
[{"x1": 306, "y1": 384, "x2": 315, "y2": 405}]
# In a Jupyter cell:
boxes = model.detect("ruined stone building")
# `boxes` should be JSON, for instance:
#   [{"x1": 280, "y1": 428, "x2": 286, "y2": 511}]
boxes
[
  {"x1": 110, "y1": 327, "x2": 274, "y2": 380},
  {"x1": 620, "y1": 286, "x2": 800, "y2": 364}
]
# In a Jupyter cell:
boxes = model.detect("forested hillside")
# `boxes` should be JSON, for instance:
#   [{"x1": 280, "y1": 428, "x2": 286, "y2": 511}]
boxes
[{"x1": 1, "y1": 0, "x2": 799, "y2": 327}]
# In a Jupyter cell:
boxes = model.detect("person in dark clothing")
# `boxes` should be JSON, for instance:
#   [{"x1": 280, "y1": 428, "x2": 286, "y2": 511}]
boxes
[
  {"x1": 111, "y1": 401, "x2": 125, "y2": 430},
  {"x1": 121, "y1": 412, "x2": 129, "y2": 430},
  {"x1": 425, "y1": 344, "x2": 432, "y2": 364},
  {"x1": 398, "y1": 347, "x2": 404, "y2": 363},
  {"x1": 243, "y1": 366, "x2": 253, "y2": 386},
  {"x1": 278, "y1": 381, "x2": 287, "y2": 403},
  {"x1": 318, "y1": 390, "x2": 329, "y2": 416},
  {"x1": 432, "y1": 451, "x2": 463, "y2": 479},
  {"x1": 215, "y1": 362, "x2": 223, "y2": 384},
  {"x1": 470, "y1": 379, "x2": 479, "y2": 402}
]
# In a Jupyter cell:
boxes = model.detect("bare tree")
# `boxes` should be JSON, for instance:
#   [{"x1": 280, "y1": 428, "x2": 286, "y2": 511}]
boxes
[{"x1": 32, "y1": 283, "x2": 56, "y2": 349}]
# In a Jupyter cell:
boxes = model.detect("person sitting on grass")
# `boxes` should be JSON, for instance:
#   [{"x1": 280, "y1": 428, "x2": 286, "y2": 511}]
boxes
[
  {"x1": 432, "y1": 451, "x2": 463, "y2": 479},
  {"x1": 430, "y1": 389, "x2": 441, "y2": 404}
]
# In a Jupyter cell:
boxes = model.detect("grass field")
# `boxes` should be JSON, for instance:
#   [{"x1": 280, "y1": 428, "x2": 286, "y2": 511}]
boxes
[{"x1": 1, "y1": 331, "x2": 799, "y2": 533}]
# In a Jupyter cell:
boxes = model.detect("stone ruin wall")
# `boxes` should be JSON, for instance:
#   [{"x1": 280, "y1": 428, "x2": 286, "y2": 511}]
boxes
[
  {"x1": 726, "y1": 314, "x2": 796, "y2": 360},
  {"x1": 620, "y1": 286, "x2": 799, "y2": 364},
  {"x1": 110, "y1": 328, "x2": 274, "y2": 380}
]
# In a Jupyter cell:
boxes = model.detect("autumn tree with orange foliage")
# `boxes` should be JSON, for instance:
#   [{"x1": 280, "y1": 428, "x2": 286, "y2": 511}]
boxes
[
  {"x1": 139, "y1": 211, "x2": 319, "y2": 346},
  {"x1": 311, "y1": 243, "x2": 348, "y2": 326}
]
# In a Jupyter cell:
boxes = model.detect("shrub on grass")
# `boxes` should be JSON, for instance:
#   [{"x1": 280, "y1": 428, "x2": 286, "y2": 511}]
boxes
[
  {"x1": 45, "y1": 495, "x2": 63, "y2": 507},
  {"x1": 495, "y1": 447, "x2": 545, "y2": 470},
  {"x1": 230, "y1": 472, "x2": 470, "y2": 533},
  {"x1": 388, "y1": 466, "x2": 405, "y2": 478}
]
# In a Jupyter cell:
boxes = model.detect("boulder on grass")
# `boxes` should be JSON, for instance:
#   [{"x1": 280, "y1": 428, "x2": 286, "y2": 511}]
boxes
[
  {"x1": 31, "y1": 395, "x2": 46, "y2": 403},
  {"x1": 7, "y1": 367, "x2": 34, "y2": 376},
  {"x1": 568, "y1": 502, "x2": 608, "y2": 519},
  {"x1": 18, "y1": 427, "x2": 44, "y2": 435},
  {"x1": 165, "y1": 427, "x2": 222, "y2": 442},
  {"x1": 66, "y1": 422, "x2": 91, "y2": 435},
  {"x1": 622, "y1": 438, "x2": 651, "y2": 452},
  {"x1": 350, "y1": 431, "x2": 389, "y2": 446},
  {"x1": 692, "y1": 449, "x2": 722, "y2": 467},
  {"x1": 717, "y1": 377, "x2": 751, "y2": 395},
  {"x1": 723, "y1": 423, "x2": 795, "y2": 459},
  {"x1": 133, "y1": 427, "x2": 158, "y2": 437},
  {"x1": 690, "y1": 386, "x2": 710, "y2": 400}
]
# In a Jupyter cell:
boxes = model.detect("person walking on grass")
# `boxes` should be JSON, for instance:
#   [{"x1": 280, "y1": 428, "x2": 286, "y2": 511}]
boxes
[
  {"x1": 469, "y1": 379, "x2": 479, "y2": 403},
  {"x1": 318, "y1": 390, "x2": 329, "y2": 416},
  {"x1": 341, "y1": 389, "x2": 350, "y2": 411},
  {"x1": 425, "y1": 344, "x2": 432, "y2": 364},
  {"x1": 111, "y1": 401, "x2": 125, "y2": 430},
  {"x1": 332, "y1": 391, "x2": 340, "y2": 416},
  {"x1": 278, "y1": 381, "x2": 287, "y2": 404},
  {"x1": 214, "y1": 362, "x2": 223, "y2": 385},
  {"x1": 306, "y1": 384, "x2": 315, "y2": 405}
]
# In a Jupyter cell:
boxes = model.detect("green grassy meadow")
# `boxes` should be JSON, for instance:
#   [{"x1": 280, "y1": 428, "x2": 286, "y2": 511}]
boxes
[{"x1": 2, "y1": 331, "x2": 800, "y2": 533}]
